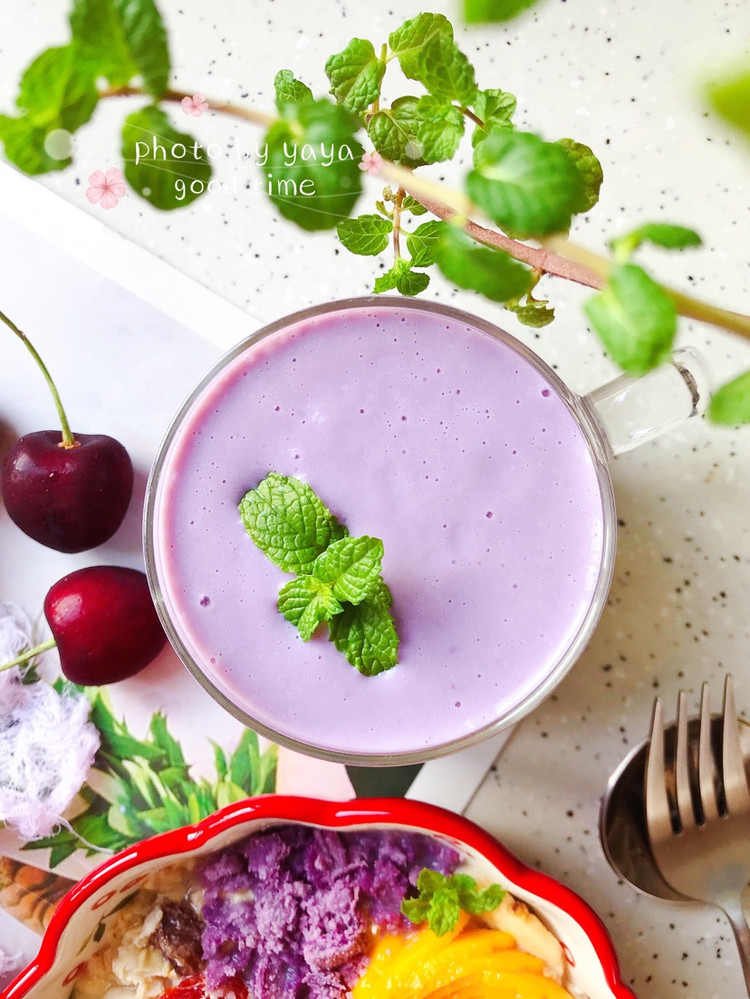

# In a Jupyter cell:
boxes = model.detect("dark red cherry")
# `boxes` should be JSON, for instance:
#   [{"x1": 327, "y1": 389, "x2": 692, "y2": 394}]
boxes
[
  {"x1": 0, "y1": 306, "x2": 135, "y2": 552},
  {"x1": 44, "y1": 566, "x2": 166, "y2": 685},
  {"x1": 2, "y1": 430, "x2": 134, "y2": 553}
]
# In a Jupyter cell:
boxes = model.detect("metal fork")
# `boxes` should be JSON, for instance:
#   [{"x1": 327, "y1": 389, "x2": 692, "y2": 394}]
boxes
[{"x1": 644, "y1": 674, "x2": 750, "y2": 993}]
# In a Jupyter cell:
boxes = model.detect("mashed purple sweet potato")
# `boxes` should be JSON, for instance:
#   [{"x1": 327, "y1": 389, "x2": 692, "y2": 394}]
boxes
[{"x1": 198, "y1": 825, "x2": 460, "y2": 999}]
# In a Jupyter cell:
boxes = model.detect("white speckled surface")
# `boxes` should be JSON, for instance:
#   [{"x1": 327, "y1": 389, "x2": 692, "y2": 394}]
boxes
[{"x1": 1, "y1": 1, "x2": 750, "y2": 995}]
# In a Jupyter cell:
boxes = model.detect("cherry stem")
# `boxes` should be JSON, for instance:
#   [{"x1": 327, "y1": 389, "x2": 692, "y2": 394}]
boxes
[
  {"x1": 0, "y1": 308, "x2": 77, "y2": 448},
  {"x1": 0, "y1": 638, "x2": 57, "y2": 672}
]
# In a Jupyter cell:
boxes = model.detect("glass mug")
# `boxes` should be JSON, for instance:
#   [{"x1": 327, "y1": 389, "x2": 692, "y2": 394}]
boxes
[{"x1": 144, "y1": 298, "x2": 708, "y2": 766}]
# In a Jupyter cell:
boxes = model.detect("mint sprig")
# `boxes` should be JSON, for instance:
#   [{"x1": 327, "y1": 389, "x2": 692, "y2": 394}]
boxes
[
  {"x1": 239, "y1": 474, "x2": 399, "y2": 676},
  {"x1": 401, "y1": 867, "x2": 506, "y2": 936},
  {"x1": 3, "y1": 6, "x2": 750, "y2": 422},
  {"x1": 238, "y1": 472, "x2": 348, "y2": 574}
]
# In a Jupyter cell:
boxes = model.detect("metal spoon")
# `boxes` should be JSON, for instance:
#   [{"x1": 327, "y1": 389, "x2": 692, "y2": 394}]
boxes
[{"x1": 599, "y1": 712, "x2": 750, "y2": 902}]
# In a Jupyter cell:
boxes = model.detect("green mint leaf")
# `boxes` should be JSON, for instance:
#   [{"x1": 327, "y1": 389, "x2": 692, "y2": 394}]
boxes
[
  {"x1": 16, "y1": 44, "x2": 98, "y2": 132},
  {"x1": 611, "y1": 222, "x2": 703, "y2": 261},
  {"x1": 325, "y1": 38, "x2": 385, "y2": 114},
  {"x1": 329, "y1": 580, "x2": 399, "y2": 676},
  {"x1": 367, "y1": 97, "x2": 426, "y2": 167},
  {"x1": 427, "y1": 888, "x2": 463, "y2": 937},
  {"x1": 0, "y1": 115, "x2": 67, "y2": 174},
  {"x1": 400, "y1": 896, "x2": 431, "y2": 924},
  {"x1": 337, "y1": 214, "x2": 393, "y2": 255},
  {"x1": 707, "y1": 370, "x2": 750, "y2": 425},
  {"x1": 0, "y1": 44, "x2": 99, "y2": 174},
  {"x1": 464, "y1": 0, "x2": 539, "y2": 23},
  {"x1": 401, "y1": 868, "x2": 505, "y2": 935},
  {"x1": 375, "y1": 258, "x2": 430, "y2": 296},
  {"x1": 388, "y1": 12, "x2": 453, "y2": 80},
  {"x1": 406, "y1": 219, "x2": 447, "y2": 267},
  {"x1": 122, "y1": 105, "x2": 211, "y2": 209},
  {"x1": 239, "y1": 472, "x2": 347, "y2": 574},
  {"x1": 398, "y1": 268, "x2": 431, "y2": 296},
  {"x1": 436, "y1": 226, "x2": 533, "y2": 303},
  {"x1": 473, "y1": 88, "x2": 517, "y2": 126},
  {"x1": 507, "y1": 297, "x2": 556, "y2": 328},
  {"x1": 457, "y1": 878, "x2": 506, "y2": 914},
  {"x1": 274, "y1": 69, "x2": 314, "y2": 112},
  {"x1": 264, "y1": 100, "x2": 364, "y2": 231},
  {"x1": 401, "y1": 194, "x2": 428, "y2": 216},
  {"x1": 584, "y1": 263, "x2": 677, "y2": 375},
  {"x1": 373, "y1": 257, "x2": 410, "y2": 293},
  {"x1": 312, "y1": 535, "x2": 385, "y2": 605},
  {"x1": 707, "y1": 66, "x2": 750, "y2": 140},
  {"x1": 468, "y1": 129, "x2": 584, "y2": 238},
  {"x1": 471, "y1": 89, "x2": 517, "y2": 147},
  {"x1": 556, "y1": 138, "x2": 603, "y2": 214},
  {"x1": 417, "y1": 34, "x2": 477, "y2": 105},
  {"x1": 278, "y1": 576, "x2": 344, "y2": 641},
  {"x1": 70, "y1": 0, "x2": 170, "y2": 96},
  {"x1": 414, "y1": 96, "x2": 465, "y2": 163}
]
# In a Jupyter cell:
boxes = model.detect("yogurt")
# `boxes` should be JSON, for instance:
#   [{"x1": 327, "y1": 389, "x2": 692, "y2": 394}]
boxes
[{"x1": 148, "y1": 300, "x2": 611, "y2": 762}]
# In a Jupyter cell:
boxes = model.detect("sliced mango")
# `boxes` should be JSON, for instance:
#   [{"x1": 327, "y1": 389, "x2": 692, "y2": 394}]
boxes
[
  {"x1": 353, "y1": 916, "x2": 574, "y2": 999},
  {"x1": 352, "y1": 912, "x2": 470, "y2": 998}
]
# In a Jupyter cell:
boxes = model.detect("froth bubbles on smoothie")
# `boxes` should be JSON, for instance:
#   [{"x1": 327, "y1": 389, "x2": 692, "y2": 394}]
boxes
[{"x1": 151, "y1": 302, "x2": 607, "y2": 761}]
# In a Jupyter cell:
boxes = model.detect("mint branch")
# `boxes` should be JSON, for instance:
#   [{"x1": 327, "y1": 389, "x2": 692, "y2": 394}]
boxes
[{"x1": 4, "y1": 7, "x2": 750, "y2": 420}]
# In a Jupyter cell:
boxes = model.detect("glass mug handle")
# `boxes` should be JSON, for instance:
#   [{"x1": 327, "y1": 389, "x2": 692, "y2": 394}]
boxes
[{"x1": 582, "y1": 347, "x2": 711, "y2": 456}]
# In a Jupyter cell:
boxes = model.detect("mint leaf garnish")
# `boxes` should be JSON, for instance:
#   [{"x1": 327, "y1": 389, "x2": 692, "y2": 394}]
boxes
[
  {"x1": 277, "y1": 576, "x2": 344, "y2": 642},
  {"x1": 328, "y1": 582, "x2": 399, "y2": 677},
  {"x1": 584, "y1": 262, "x2": 677, "y2": 375},
  {"x1": 401, "y1": 868, "x2": 506, "y2": 936},
  {"x1": 240, "y1": 474, "x2": 399, "y2": 675},
  {"x1": 311, "y1": 535, "x2": 384, "y2": 605},
  {"x1": 337, "y1": 214, "x2": 393, "y2": 256},
  {"x1": 239, "y1": 472, "x2": 347, "y2": 574},
  {"x1": 325, "y1": 37, "x2": 385, "y2": 114}
]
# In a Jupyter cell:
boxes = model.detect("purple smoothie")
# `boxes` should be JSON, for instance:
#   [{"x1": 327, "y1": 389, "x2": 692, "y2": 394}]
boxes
[{"x1": 149, "y1": 300, "x2": 611, "y2": 761}]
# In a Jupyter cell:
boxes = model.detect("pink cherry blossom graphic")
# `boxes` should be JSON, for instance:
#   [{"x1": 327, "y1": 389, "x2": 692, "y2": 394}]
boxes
[
  {"x1": 182, "y1": 92, "x2": 209, "y2": 117},
  {"x1": 359, "y1": 150, "x2": 384, "y2": 176},
  {"x1": 85, "y1": 167, "x2": 127, "y2": 210}
]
